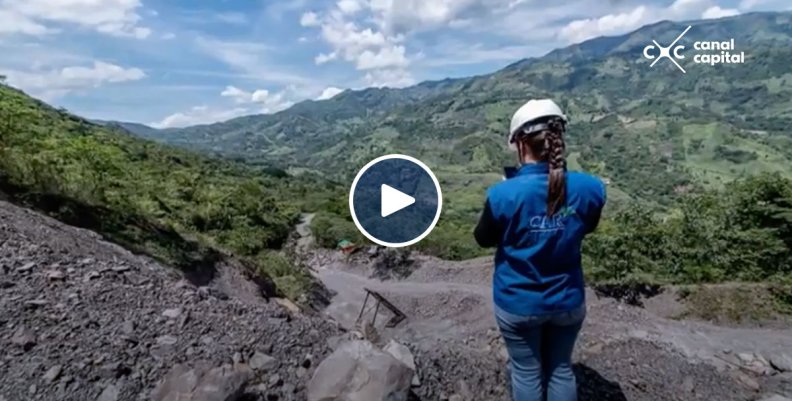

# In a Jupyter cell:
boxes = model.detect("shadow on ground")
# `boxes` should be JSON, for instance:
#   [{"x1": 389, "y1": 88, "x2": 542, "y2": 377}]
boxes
[
  {"x1": 405, "y1": 363, "x2": 627, "y2": 401},
  {"x1": 576, "y1": 363, "x2": 628, "y2": 401}
]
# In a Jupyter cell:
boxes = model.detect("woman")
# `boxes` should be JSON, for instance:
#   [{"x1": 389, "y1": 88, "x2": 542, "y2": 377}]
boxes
[{"x1": 474, "y1": 99, "x2": 606, "y2": 401}]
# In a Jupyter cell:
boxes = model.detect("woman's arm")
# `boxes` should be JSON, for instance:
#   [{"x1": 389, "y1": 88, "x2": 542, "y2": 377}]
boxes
[
  {"x1": 584, "y1": 178, "x2": 608, "y2": 234},
  {"x1": 474, "y1": 199, "x2": 501, "y2": 248},
  {"x1": 584, "y1": 208, "x2": 602, "y2": 234}
]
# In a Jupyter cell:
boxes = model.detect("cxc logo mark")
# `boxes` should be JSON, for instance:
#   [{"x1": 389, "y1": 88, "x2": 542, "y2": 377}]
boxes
[{"x1": 643, "y1": 25, "x2": 692, "y2": 73}]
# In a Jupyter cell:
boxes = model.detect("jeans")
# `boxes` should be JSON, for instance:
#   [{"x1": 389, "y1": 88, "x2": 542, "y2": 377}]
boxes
[{"x1": 495, "y1": 304, "x2": 586, "y2": 401}]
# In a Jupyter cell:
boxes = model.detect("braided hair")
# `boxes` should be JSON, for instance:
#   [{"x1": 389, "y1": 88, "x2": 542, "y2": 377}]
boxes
[
  {"x1": 515, "y1": 117, "x2": 567, "y2": 216},
  {"x1": 544, "y1": 119, "x2": 566, "y2": 216}
]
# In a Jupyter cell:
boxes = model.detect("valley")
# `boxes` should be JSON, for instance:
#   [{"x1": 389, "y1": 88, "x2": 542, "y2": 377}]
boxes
[{"x1": 1, "y1": 9, "x2": 791, "y2": 401}]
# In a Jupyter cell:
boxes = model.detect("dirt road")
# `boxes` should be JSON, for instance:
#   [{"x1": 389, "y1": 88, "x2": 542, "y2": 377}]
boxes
[{"x1": 296, "y1": 214, "x2": 792, "y2": 400}]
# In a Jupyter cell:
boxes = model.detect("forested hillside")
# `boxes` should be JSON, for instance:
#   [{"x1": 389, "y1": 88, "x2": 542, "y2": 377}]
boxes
[
  {"x1": 0, "y1": 82, "x2": 341, "y2": 300},
  {"x1": 132, "y1": 12, "x2": 792, "y2": 203},
  {"x1": 6, "y1": 12, "x2": 792, "y2": 288},
  {"x1": 121, "y1": 12, "x2": 792, "y2": 274}
]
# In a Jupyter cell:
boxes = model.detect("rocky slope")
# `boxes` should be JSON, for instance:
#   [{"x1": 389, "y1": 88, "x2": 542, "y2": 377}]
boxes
[
  {"x1": 2, "y1": 200, "x2": 792, "y2": 401},
  {"x1": 296, "y1": 216, "x2": 792, "y2": 401},
  {"x1": 0, "y1": 200, "x2": 342, "y2": 401}
]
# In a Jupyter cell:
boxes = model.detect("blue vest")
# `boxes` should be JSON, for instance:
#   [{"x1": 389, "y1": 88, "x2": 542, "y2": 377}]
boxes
[{"x1": 485, "y1": 162, "x2": 606, "y2": 316}]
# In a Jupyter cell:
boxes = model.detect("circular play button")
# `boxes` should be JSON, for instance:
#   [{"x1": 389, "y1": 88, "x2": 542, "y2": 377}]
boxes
[{"x1": 349, "y1": 154, "x2": 442, "y2": 248}]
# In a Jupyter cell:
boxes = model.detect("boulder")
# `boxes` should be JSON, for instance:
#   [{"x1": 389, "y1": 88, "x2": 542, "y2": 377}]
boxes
[
  {"x1": 307, "y1": 340, "x2": 413, "y2": 401},
  {"x1": 249, "y1": 352, "x2": 277, "y2": 371},
  {"x1": 151, "y1": 362, "x2": 252, "y2": 401},
  {"x1": 96, "y1": 384, "x2": 119, "y2": 401},
  {"x1": 42, "y1": 365, "x2": 62, "y2": 383},
  {"x1": 383, "y1": 340, "x2": 420, "y2": 387},
  {"x1": 769, "y1": 354, "x2": 792, "y2": 372},
  {"x1": 11, "y1": 326, "x2": 36, "y2": 351},
  {"x1": 162, "y1": 308, "x2": 183, "y2": 319}
]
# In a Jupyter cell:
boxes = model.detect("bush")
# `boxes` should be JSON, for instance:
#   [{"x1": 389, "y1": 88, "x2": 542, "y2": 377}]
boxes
[
  {"x1": 255, "y1": 251, "x2": 312, "y2": 300},
  {"x1": 310, "y1": 212, "x2": 366, "y2": 249},
  {"x1": 0, "y1": 84, "x2": 325, "y2": 301},
  {"x1": 585, "y1": 173, "x2": 792, "y2": 284}
]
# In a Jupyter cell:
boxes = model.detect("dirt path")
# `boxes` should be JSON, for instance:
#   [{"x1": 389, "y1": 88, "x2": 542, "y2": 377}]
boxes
[{"x1": 295, "y1": 214, "x2": 792, "y2": 400}]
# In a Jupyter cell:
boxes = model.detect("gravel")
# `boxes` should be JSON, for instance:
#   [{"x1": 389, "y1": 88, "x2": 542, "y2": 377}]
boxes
[
  {"x1": 0, "y1": 201, "x2": 342, "y2": 401},
  {"x1": 3, "y1": 201, "x2": 791, "y2": 401}
]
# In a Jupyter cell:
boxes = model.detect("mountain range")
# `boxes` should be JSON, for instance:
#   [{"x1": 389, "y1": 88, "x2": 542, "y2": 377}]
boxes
[{"x1": 119, "y1": 12, "x2": 792, "y2": 209}]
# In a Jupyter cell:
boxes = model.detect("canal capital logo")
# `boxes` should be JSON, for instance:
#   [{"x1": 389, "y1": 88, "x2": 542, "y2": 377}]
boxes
[{"x1": 642, "y1": 25, "x2": 746, "y2": 74}]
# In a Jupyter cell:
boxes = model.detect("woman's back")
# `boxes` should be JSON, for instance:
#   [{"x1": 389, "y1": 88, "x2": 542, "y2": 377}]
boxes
[
  {"x1": 480, "y1": 98, "x2": 607, "y2": 401},
  {"x1": 478, "y1": 163, "x2": 606, "y2": 316}
]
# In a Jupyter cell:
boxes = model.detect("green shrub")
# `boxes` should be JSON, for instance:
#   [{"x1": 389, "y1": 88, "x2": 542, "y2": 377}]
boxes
[
  {"x1": 311, "y1": 212, "x2": 366, "y2": 249},
  {"x1": 255, "y1": 251, "x2": 311, "y2": 300}
]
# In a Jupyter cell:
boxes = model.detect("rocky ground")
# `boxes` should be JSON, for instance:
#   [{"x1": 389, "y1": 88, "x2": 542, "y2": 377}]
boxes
[
  {"x1": 297, "y1": 217, "x2": 792, "y2": 401},
  {"x1": 2, "y1": 203, "x2": 792, "y2": 401},
  {"x1": 0, "y1": 201, "x2": 343, "y2": 401}
]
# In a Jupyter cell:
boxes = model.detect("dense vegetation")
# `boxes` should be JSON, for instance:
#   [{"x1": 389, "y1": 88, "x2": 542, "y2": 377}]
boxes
[
  {"x1": 585, "y1": 173, "x2": 792, "y2": 284},
  {"x1": 0, "y1": 82, "x2": 339, "y2": 300},
  {"x1": 4, "y1": 12, "x2": 792, "y2": 298},
  {"x1": 123, "y1": 13, "x2": 792, "y2": 268}
]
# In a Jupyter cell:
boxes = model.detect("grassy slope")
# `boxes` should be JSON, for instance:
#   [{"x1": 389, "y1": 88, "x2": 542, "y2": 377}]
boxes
[
  {"x1": 0, "y1": 84, "x2": 339, "y2": 300},
  {"x1": 95, "y1": 13, "x2": 792, "y2": 263}
]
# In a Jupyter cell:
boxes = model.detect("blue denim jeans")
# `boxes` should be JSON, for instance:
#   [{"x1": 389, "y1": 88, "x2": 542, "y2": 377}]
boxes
[{"x1": 495, "y1": 304, "x2": 586, "y2": 401}]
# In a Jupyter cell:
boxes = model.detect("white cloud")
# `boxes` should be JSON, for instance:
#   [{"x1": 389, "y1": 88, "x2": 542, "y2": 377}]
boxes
[
  {"x1": 315, "y1": 52, "x2": 338, "y2": 64},
  {"x1": 702, "y1": 6, "x2": 740, "y2": 18},
  {"x1": 558, "y1": 0, "x2": 746, "y2": 43},
  {"x1": 0, "y1": 10, "x2": 53, "y2": 35},
  {"x1": 151, "y1": 106, "x2": 249, "y2": 129},
  {"x1": 317, "y1": 86, "x2": 344, "y2": 100},
  {"x1": 366, "y1": 0, "x2": 508, "y2": 34},
  {"x1": 559, "y1": 6, "x2": 648, "y2": 44},
  {"x1": 219, "y1": 85, "x2": 295, "y2": 113},
  {"x1": 195, "y1": 37, "x2": 312, "y2": 85},
  {"x1": 220, "y1": 85, "x2": 252, "y2": 104},
  {"x1": 161, "y1": 32, "x2": 176, "y2": 40},
  {"x1": 304, "y1": 0, "x2": 570, "y2": 93},
  {"x1": 356, "y1": 45, "x2": 408, "y2": 70},
  {"x1": 305, "y1": 6, "x2": 413, "y2": 83},
  {"x1": 0, "y1": 0, "x2": 151, "y2": 38},
  {"x1": 337, "y1": 0, "x2": 363, "y2": 15},
  {"x1": 363, "y1": 68, "x2": 415, "y2": 88},
  {"x1": 154, "y1": 83, "x2": 308, "y2": 129},
  {"x1": 3, "y1": 61, "x2": 145, "y2": 100},
  {"x1": 300, "y1": 11, "x2": 320, "y2": 27}
]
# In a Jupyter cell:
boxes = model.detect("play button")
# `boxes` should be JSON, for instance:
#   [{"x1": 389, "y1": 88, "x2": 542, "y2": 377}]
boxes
[
  {"x1": 381, "y1": 184, "x2": 415, "y2": 218},
  {"x1": 350, "y1": 154, "x2": 442, "y2": 247}
]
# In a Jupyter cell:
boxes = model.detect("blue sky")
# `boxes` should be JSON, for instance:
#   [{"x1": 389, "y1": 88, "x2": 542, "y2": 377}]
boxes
[{"x1": 0, "y1": 0, "x2": 789, "y2": 128}]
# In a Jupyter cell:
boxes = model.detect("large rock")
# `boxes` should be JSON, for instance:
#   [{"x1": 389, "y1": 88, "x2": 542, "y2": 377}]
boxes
[
  {"x1": 769, "y1": 354, "x2": 792, "y2": 372},
  {"x1": 307, "y1": 340, "x2": 413, "y2": 401},
  {"x1": 383, "y1": 340, "x2": 420, "y2": 387},
  {"x1": 249, "y1": 352, "x2": 277, "y2": 371},
  {"x1": 151, "y1": 362, "x2": 252, "y2": 401}
]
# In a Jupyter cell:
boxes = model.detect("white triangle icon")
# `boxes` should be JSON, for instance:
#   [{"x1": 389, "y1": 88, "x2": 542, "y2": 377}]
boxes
[{"x1": 381, "y1": 184, "x2": 415, "y2": 218}]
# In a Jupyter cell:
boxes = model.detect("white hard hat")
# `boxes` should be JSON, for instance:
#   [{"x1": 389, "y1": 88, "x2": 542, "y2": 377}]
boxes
[{"x1": 508, "y1": 99, "x2": 567, "y2": 150}]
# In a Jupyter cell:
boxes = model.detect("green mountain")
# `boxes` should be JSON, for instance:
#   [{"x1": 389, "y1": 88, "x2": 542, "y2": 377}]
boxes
[
  {"x1": 93, "y1": 120, "x2": 162, "y2": 139},
  {"x1": 136, "y1": 12, "x2": 792, "y2": 209},
  {"x1": 121, "y1": 12, "x2": 792, "y2": 260},
  {"x1": 2, "y1": 11, "x2": 791, "y2": 289},
  {"x1": 0, "y1": 83, "x2": 340, "y2": 301},
  {"x1": 8, "y1": 12, "x2": 791, "y2": 283}
]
